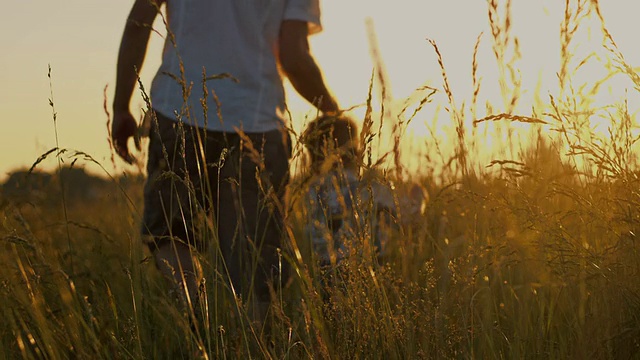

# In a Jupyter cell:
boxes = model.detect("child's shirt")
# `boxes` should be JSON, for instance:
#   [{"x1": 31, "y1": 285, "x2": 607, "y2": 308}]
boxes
[{"x1": 304, "y1": 169, "x2": 407, "y2": 267}]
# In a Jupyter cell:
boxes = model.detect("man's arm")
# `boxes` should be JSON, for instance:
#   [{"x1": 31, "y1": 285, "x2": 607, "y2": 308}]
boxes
[
  {"x1": 279, "y1": 20, "x2": 340, "y2": 115},
  {"x1": 112, "y1": 0, "x2": 163, "y2": 163}
]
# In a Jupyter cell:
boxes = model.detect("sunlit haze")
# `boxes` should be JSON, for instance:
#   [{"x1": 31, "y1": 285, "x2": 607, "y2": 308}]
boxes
[{"x1": 2, "y1": 1, "x2": 639, "y2": 180}]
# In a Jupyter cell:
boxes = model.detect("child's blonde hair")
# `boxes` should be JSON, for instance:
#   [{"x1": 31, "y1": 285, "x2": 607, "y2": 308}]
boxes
[{"x1": 302, "y1": 114, "x2": 360, "y2": 172}]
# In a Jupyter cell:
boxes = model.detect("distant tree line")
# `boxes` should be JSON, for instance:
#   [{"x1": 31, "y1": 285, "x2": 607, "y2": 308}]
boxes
[{"x1": 1, "y1": 167, "x2": 143, "y2": 204}]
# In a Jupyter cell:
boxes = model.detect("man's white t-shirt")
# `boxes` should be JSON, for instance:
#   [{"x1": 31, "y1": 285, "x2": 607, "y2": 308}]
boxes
[{"x1": 149, "y1": 0, "x2": 322, "y2": 133}]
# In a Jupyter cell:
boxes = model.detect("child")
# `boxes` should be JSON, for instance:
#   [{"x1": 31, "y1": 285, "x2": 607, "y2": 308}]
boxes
[
  {"x1": 302, "y1": 115, "x2": 427, "y2": 269},
  {"x1": 302, "y1": 114, "x2": 361, "y2": 267}
]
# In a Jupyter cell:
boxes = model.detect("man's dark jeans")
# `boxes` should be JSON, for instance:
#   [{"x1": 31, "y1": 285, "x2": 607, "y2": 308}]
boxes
[{"x1": 141, "y1": 111, "x2": 291, "y2": 303}]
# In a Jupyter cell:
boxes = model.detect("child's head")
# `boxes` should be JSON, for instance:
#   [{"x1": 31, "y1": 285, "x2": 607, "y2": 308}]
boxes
[{"x1": 302, "y1": 114, "x2": 359, "y2": 173}]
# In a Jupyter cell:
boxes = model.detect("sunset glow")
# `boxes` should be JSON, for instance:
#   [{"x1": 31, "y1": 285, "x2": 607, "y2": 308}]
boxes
[{"x1": 1, "y1": 1, "x2": 639, "y2": 179}]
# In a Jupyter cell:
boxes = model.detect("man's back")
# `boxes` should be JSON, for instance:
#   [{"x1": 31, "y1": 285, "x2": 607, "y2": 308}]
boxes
[{"x1": 150, "y1": 0, "x2": 321, "y2": 133}]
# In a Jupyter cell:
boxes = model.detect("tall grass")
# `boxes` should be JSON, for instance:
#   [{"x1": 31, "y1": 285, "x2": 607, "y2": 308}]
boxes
[{"x1": 2, "y1": 0, "x2": 640, "y2": 358}]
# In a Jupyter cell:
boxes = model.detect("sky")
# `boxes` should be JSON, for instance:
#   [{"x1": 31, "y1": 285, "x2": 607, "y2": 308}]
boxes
[{"x1": 1, "y1": 1, "x2": 640, "y2": 180}]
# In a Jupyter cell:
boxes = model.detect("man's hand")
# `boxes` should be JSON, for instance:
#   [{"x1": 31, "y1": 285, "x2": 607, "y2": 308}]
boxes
[
  {"x1": 112, "y1": 0, "x2": 162, "y2": 164},
  {"x1": 112, "y1": 111, "x2": 141, "y2": 164}
]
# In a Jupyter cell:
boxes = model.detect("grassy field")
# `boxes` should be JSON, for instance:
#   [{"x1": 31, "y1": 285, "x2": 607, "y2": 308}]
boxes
[{"x1": 2, "y1": 1, "x2": 640, "y2": 359}]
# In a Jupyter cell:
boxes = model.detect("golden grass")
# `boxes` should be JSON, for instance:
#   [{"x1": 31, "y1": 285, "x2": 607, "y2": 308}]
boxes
[{"x1": 2, "y1": 1, "x2": 640, "y2": 358}]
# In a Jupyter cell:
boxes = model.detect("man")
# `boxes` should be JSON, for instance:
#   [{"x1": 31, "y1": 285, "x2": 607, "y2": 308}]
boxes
[{"x1": 111, "y1": 0, "x2": 341, "y2": 321}]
